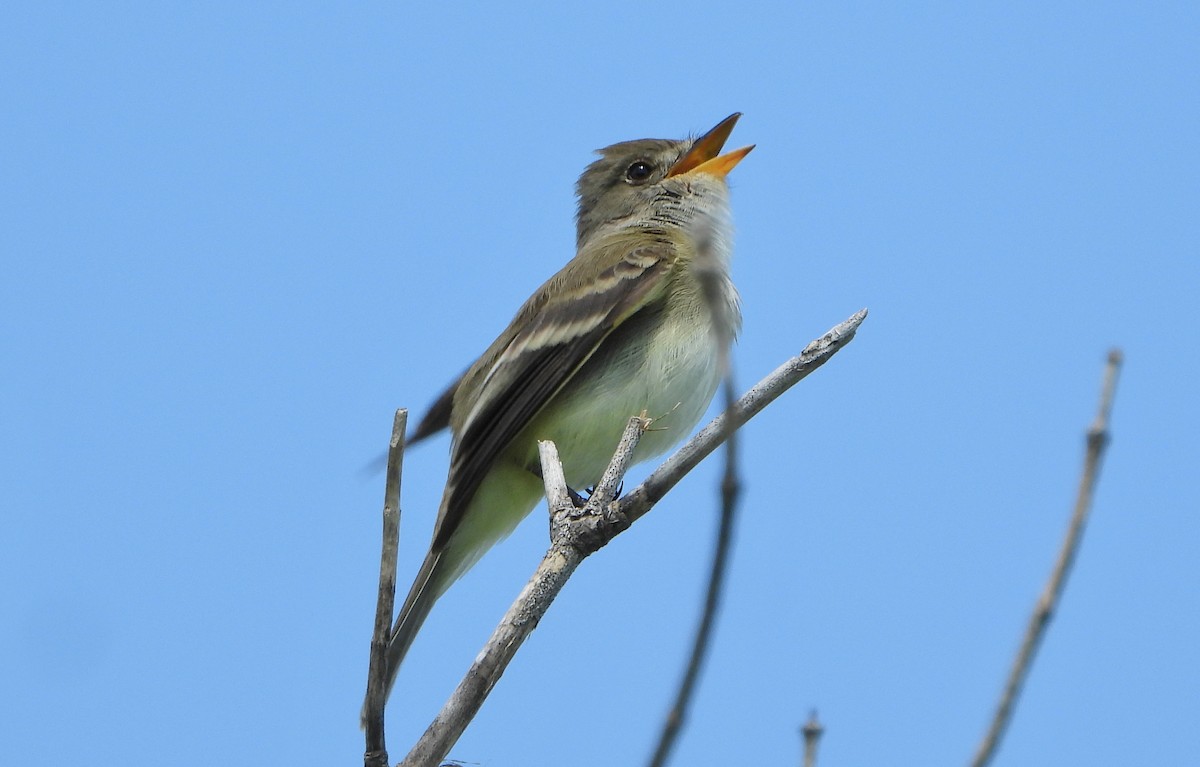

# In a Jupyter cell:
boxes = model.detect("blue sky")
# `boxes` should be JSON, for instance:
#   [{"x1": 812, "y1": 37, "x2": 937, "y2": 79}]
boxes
[{"x1": 2, "y1": 2, "x2": 1196, "y2": 765}]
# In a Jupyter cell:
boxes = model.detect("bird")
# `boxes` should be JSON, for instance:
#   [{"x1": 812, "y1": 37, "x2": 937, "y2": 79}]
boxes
[{"x1": 372, "y1": 113, "x2": 753, "y2": 718}]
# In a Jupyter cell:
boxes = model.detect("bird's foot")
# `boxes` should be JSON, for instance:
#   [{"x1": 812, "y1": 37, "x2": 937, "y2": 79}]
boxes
[
  {"x1": 566, "y1": 487, "x2": 587, "y2": 508},
  {"x1": 578, "y1": 480, "x2": 625, "y2": 505}
]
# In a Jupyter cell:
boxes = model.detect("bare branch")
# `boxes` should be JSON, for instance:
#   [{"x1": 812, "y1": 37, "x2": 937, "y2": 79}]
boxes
[
  {"x1": 969, "y1": 349, "x2": 1123, "y2": 767},
  {"x1": 400, "y1": 309, "x2": 867, "y2": 766},
  {"x1": 364, "y1": 410, "x2": 408, "y2": 767},
  {"x1": 647, "y1": 376, "x2": 741, "y2": 767}
]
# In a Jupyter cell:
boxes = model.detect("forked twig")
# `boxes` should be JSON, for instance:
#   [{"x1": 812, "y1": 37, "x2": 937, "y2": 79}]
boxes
[
  {"x1": 969, "y1": 350, "x2": 1123, "y2": 767},
  {"x1": 399, "y1": 309, "x2": 867, "y2": 766}
]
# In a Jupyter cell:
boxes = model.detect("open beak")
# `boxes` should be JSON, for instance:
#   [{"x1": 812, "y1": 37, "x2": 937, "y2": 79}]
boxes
[{"x1": 666, "y1": 112, "x2": 755, "y2": 179}]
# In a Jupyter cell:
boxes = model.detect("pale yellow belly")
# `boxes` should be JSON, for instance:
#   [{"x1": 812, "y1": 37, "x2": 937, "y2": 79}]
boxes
[{"x1": 517, "y1": 301, "x2": 723, "y2": 490}]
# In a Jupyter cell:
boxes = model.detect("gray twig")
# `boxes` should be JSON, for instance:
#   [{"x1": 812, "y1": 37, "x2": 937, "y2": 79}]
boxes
[
  {"x1": 364, "y1": 410, "x2": 408, "y2": 767},
  {"x1": 969, "y1": 349, "x2": 1123, "y2": 767},
  {"x1": 622, "y1": 309, "x2": 866, "y2": 522}
]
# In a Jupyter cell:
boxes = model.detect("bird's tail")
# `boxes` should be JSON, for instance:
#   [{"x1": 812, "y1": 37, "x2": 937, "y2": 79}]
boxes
[{"x1": 359, "y1": 463, "x2": 545, "y2": 728}]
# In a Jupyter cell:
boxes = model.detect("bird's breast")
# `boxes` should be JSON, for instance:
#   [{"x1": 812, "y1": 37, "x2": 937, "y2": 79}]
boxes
[{"x1": 516, "y1": 291, "x2": 728, "y2": 490}]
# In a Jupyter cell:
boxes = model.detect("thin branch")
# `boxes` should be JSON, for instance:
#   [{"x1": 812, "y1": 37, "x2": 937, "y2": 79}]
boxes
[
  {"x1": 364, "y1": 409, "x2": 408, "y2": 767},
  {"x1": 801, "y1": 711, "x2": 824, "y2": 767},
  {"x1": 969, "y1": 349, "x2": 1123, "y2": 767},
  {"x1": 647, "y1": 375, "x2": 741, "y2": 767},
  {"x1": 622, "y1": 308, "x2": 867, "y2": 522},
  {"x1": 400, "y1": 309, "x2": 868, "y2": 766}
]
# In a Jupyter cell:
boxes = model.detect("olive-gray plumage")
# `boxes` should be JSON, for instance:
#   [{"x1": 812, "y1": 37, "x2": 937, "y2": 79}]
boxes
[{"x1": 366, "y1": 114, "x2": 752, "y2": 724}]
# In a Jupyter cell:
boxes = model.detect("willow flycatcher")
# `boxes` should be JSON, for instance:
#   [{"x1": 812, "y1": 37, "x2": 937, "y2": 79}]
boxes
[{"x1": 374, "y1": 113, "x2": 752, "y2": 716}]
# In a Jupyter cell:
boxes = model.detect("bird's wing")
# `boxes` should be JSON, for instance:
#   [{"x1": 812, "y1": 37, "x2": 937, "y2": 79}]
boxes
[
  {"x1": 431, "y1": 241, "x2": 674, "y2": 549},
  {"x1": 406, "y1": 371, "x2": 463, "y2": 446}
]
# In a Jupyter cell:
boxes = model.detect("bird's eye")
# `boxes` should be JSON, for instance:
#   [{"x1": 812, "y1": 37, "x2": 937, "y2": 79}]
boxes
[{"x1": 625, "y1": 160, "x2": 654, "y2": 184}]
